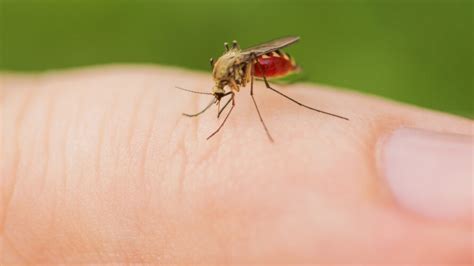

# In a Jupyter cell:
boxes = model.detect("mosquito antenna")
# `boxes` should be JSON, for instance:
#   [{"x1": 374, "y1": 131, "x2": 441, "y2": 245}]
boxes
[
  {"x1": 265, "y1": 84, "x2": 349, "y2": 120},
  {"x1": 176, "y1": 86, "x2": 214, "y2": 95},
  {"x1": 182, "y1": 98, "x2": 216, "y2": 117}
]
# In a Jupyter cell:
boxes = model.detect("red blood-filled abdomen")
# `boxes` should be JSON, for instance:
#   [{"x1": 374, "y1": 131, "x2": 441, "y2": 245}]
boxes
[{"x1": 253, "y1": 53, "x2": 297, "y2": 78}]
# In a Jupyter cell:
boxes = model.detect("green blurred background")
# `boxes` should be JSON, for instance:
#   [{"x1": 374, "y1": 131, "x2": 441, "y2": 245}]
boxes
[{"x1": 1, "y1": 0, "x2": 472, "y2": 117}]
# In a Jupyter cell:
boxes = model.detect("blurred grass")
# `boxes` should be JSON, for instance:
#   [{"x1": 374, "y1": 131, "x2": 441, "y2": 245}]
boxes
[{"x1": 0, "y1": 0, "x2": 472, "y2": 117}]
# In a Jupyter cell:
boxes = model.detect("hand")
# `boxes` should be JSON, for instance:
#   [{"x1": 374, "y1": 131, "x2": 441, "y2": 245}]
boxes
[{"x1": 2, "y1": 65, "x2": 472, "y2": 263}]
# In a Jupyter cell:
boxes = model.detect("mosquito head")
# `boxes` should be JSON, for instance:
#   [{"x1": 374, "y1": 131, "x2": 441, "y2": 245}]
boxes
[{"x1": 211, "y1": 83, "x2": 226, "y2": 100}]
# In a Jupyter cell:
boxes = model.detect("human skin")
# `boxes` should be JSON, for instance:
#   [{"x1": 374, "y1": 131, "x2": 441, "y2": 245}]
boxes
[{"x1": 1, "y1": 65, "x2": 472, "y2": 264}]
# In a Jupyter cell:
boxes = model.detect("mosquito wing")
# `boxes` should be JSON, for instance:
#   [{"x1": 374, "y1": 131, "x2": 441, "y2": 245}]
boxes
[{"x1": 241, "y1": 36, "x2": 300, "y2": 59}]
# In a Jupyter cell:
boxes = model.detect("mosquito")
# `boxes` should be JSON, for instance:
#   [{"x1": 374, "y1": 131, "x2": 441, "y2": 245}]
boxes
[{"x1": 177, "y1": 36, "x2": 348, "y2": 142}]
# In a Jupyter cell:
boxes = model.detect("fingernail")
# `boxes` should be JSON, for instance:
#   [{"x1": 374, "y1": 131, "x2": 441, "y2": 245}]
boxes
[{"x1": 382, "y1": 128, "x2": 473, "y2": 220}]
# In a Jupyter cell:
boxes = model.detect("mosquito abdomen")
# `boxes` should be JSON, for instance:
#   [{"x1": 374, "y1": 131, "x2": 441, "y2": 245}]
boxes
[{"x1": 253, "y1": 51, "x2": 298, "y2": 78}]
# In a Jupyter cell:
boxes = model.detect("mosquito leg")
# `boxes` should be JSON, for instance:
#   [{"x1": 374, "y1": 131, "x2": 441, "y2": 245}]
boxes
[
  {"x1": 176, "y1": 86, "x2": 213, "y2": 95},
  {"x1": 252, "y1": 54, "x2": 349, "y2": 121},
  {"x1": 249, "y1": 62, "x2": 274, "y2": 142},
  {"x1": 183, "y1": 98, "x2": 216, "y2": 117},
  {"x1": 262, "y1": 76, "x2": 349, "y2": 120},
  {"x1": 215, "y1": 91, "x2": 233, "y2": 118},
  {"x1": 217, "y1": 95, "x2": 233, "y2": 118},
  {"x1": 207, "y1": 94, "x2": 235, "y2": 140}
]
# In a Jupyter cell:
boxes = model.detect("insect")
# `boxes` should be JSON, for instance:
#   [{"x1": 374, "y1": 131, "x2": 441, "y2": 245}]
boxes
[{"x1": 177, "y1": 36, "x2": 348, "y2": 142}]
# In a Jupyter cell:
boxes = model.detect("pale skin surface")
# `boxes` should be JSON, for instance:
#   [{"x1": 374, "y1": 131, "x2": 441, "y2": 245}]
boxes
[{"x1": 1, "y1": 65, "x2": 472, "y2": 263}]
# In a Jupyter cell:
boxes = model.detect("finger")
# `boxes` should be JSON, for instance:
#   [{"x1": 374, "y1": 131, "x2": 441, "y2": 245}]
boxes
[{"x1": 1, "y1": 66, "x2": 472, "y2": 263}]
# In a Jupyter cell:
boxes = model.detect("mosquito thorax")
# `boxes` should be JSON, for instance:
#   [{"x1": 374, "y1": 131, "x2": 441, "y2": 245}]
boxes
[{"x1": 212, "y1": 49, "x2": 243, "y2": 83}]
